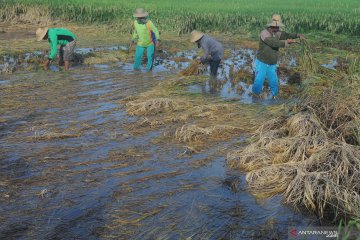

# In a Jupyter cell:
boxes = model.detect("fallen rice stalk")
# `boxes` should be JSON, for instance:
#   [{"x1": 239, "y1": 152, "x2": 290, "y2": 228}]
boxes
[
  {"x1": 126, "y1": 98, "x2": 185, "y2": 116},
  {"x1": 179, "y1": 61, "x2": 200, "y2": 76},
  {"x1": 175, "y1": 124, "x2": 239, "y2": 143}
]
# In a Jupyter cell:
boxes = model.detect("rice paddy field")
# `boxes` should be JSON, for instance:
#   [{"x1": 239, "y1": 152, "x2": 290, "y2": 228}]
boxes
[
  {"x1": 1, "y1": 0, "x2": 360, "y2": 239},
  {"x1": 2, "y1": 0, "x2": 360, "y2": 35}
]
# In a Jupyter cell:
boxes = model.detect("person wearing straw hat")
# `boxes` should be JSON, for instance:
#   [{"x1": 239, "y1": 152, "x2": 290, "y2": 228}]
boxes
[
  {"x1": 131, "y1": 8, "x2": 160, "y2": 71},
  {"x1": 190, "y1": 30, "x2": 224, "y2": 77},
  {"x1": 36, "y1": 27, "x2": 77, "y2": 71},
  {"x1": 252, "y1": 14, "x2": 304, "y2": 98}
]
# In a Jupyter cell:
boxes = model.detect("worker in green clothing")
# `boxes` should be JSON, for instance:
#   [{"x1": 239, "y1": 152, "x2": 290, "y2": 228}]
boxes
[
  {"x1": 252, "y1": 14, "x2": 304, "y2": 97},
  {"x1": 36, "y1": 27, "x2": 77, "y2": 71},
  {"x1": 131, "y1": 8, "x2": 160, "y2": 71}
]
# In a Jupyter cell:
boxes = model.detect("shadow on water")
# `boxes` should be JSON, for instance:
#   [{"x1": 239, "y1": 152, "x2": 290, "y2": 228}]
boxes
[{"x1": 0, "y1": 52, "x2": 319, "y2": 239}]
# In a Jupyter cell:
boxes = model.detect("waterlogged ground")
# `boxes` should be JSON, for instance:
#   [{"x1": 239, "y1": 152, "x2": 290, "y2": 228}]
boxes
[{"x1": 0, "y1": 58, "x2": 322, "y2": 239}]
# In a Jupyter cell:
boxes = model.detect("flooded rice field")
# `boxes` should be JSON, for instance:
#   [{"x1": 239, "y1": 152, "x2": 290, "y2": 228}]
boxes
[{"x1": 0, "y1": 49, "x2": 321, "y2": 239}]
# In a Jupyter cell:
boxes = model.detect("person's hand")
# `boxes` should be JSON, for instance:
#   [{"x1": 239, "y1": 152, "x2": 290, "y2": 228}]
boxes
[
  {"x1": 156, "y1": 41, "x2": 161, "y2": 49},
  {"x1": 298, "y1": 34, "x2": 305, "y2": 39},
  {"x1": 44, "y1": 59, "x2": 51, "y2": 70},
  {"x1": 287, "y1": 39, "x2": 297, "y2": 44},
  {"x1": 198, "y1": 57, "x2": 206, "y2": 64}
]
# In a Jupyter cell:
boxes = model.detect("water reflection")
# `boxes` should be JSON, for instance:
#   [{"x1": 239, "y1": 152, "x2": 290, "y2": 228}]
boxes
[
  {"x1": 188, "y1": 76, "x2": 290, "y2": 105},
  {"x1": 1, "y1": 49, "x2": 318, "y2": 239}
]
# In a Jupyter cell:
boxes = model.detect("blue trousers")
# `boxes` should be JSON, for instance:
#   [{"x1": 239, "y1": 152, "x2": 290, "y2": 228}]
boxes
[
  {"x1": 134, "y1": 45, "x2": 155, "y2": 71},
  {"x1": 252, "y1": 59, "x2": 279, "y2": 96}
]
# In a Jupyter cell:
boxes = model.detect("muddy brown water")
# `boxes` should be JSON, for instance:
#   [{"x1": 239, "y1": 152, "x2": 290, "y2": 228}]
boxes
[{"x1": 0, "y1": 58, "x2": 320, "y2": 239}]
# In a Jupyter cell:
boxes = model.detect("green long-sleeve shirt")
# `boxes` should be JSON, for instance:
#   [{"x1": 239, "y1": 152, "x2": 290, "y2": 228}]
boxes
[
  {"x1": 47, "y1": 28, "x2": 77, "y2": 60},
  {"x1": 131, "y1": 20, "x2": 160, "y2": 48},
  {"x1": 257, "y1": 29, "x2": 298, "y2": 65}
]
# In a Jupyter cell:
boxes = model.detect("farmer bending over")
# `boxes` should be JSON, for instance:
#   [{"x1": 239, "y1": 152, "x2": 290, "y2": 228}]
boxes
[
  {"x1": 252, "y1": 14, "x2": 304, "y2": 98},
  {"x1": 131, "y1": 8, "x2": 160, "y2": 71},
  {"x1": 190, "y1": 30, "x2": 224, "y2": 77},
  {"x1": 36, "y1": 27, "x2": 77, "y2": 71}
]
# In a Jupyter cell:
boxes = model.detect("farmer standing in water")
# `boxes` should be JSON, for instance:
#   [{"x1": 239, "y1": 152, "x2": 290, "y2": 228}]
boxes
[
  {"x1": 36, "y1": 27, "x2": 77, "y2": 71},
  {"x1": 252, "y1": 14, "x2": 304, "y2": 98},
  {"x1": 131, "y1": 8, "x2": 160, "y2": 71},
  {"x1": 190, "y1": 30, "x2": 224, "y2": 77}
]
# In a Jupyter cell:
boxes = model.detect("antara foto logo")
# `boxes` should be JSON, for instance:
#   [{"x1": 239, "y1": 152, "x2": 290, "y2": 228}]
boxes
[{"x1": 290, "y1": 229, "x2": 298, "y2": 237}]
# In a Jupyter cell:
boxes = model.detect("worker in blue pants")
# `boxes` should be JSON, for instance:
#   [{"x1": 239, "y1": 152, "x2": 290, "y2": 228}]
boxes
[{"x1": 252, "y1": 14, "x2": 304, "y2": 97}]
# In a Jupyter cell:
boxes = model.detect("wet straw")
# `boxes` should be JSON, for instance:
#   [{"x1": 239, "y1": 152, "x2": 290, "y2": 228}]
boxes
[{"x1": 122, "y1": 43, "x2": 133, "y2": 65}]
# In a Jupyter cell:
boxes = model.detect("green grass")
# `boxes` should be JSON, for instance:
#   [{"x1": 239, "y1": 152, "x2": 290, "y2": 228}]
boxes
[
  {"x1": 2, "y1": 0, "x2": 360, "y2": 35},
  {"x1": 338, "y1": 214, "x2": 360, "y2": 240}
]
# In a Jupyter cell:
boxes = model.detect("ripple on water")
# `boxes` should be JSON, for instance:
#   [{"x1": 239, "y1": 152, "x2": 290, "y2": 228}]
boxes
[{"x1": 0, "y1": 50, "x2": 319, "y2": 240}]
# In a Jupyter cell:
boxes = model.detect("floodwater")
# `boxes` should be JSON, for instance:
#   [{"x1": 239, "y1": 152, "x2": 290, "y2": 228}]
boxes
[{"x1": 1, "y1": 51, "x2": 319, "y2": 239}]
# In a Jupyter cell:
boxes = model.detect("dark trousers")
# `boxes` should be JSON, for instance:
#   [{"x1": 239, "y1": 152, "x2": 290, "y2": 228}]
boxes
[{"x1": 209, "y1": 60, "x2": 221, "y2": 76}]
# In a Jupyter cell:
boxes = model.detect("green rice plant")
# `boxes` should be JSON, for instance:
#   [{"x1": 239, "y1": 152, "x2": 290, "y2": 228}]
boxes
[
  {"x1": 297, "y1": 39, "x2": 317, "y2": 76},
  {"x1": 338, "y1": 214, "x2": 360, "y2": 240},
  {"x1": 1, "y1": 0, "x2": 360, "y2": 36}
]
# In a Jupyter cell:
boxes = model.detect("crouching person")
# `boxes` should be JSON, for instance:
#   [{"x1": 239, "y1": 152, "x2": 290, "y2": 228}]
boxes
[
  {"x1": 36, "y1": 27, "x2": 77, "y2": 71},
  {"x1": 190, "y1": 30, "x2": 224, "y2": 77},
  {"x1": 252, "y1": 14, "x2": 304, "y2": 98}
]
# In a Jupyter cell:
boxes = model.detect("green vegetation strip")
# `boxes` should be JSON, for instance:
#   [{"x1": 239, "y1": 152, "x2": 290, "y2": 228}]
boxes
[{"x1": 1, "y1": 0, "x2": 360, "y2": 35}]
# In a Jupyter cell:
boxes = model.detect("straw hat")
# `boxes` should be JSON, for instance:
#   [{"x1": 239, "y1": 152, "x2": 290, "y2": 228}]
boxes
[
  {"x1": 266, "y1": 14, "x2": 285, "y2": 27},
  {"x1": 190, "y1": 30, "x2": 204, "y2": 43},
  {"x1": 133, "y1": 8, "x2": 148, "y2": 18},
  {"x1": 36, "y1": 27, "x2": 48, "y2": 41}
]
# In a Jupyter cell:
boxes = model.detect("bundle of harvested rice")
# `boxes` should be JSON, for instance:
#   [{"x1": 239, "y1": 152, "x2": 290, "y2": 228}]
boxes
[
  {"x1": 179, "y1": 61, "x2": 200, "y2": 76},
  {"x1": 285, "y1": 170, "x2": 360, "y2": 219},
  {"x1": 263, "y1": 136, "x2": 300, "y2": 154},
  {"x1": 285, "y1": 142, "x2": 360, "y2": 218},
  {"x1": 304, "y1": 142, "x2": 360, "y2": 181},
  {"x1": 226, "y1": 145, "x2": 274, "y2": 171},
  {"x1": 256, "y1": 116, "x2": 288, "y2": 134},
  {"x1": 272, "y1": 136, "x2": 328, "y2": 164},
  {"x1": 300, "y1": 89, "x2": 359, "y2": 141},
  {"x1": 227, "y1": 71, "x2": 360, "y2": 219},
  {"x1": 298, "y1": 39, "x2": 316, "y2": 75},
  {"x1": 258, "y1": 128, "x2": 289, "y2": 141},
  {"x1": 248, "y1": 129, "x2": 289, "y2": 152},
  {"x1": 286, "y1": 112, "x2": 325, "y2": 137},
  {"x1": 126, "y1": 98, "x2": 184, "y2": 116},
  {"x1": 246, "y1": 164, "x2": 298, "y2": 198}
]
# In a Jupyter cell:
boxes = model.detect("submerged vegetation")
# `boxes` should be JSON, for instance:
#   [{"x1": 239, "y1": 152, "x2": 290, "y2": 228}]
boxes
[{"x1": 1, "y1": 0, "x2": 360, "y2": 35}]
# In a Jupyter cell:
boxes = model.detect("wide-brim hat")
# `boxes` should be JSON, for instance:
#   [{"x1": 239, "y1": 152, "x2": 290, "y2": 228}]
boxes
[
  {"x1": 266, "y1": 14, "x2": 285, "y2": 27},
  {"x1": 133, "y1": 8, "x2": 148, "y2": 18},
  {"x1": 36, "y1": 27, "x2": 48, "y2": 41},
  {"x1": 190, "y1": 30, "x2": 204, "y2": 43}
]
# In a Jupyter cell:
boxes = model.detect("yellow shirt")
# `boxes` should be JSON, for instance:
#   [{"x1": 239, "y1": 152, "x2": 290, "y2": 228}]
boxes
[{"x1": 131, "y1": 20, "x2": 160, "y2": 47}]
